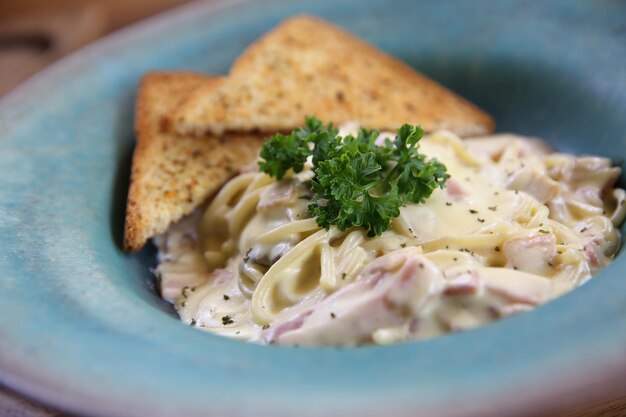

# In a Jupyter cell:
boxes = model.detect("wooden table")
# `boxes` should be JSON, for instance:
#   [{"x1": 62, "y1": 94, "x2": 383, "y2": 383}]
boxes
[{"x1": 0, "y1": 0, "x2": 192, "y2": 96}]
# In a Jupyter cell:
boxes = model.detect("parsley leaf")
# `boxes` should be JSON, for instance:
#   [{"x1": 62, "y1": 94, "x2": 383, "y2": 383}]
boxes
[
  {"x1": 257, "y1": 132, "x2": 310, "y2": 180},
  {"x1": 386, "y1": 124, "x2": 449, "y2": 205},
  {"x1": 259, "y1": 117, "x2": 449, "y2": 236}
]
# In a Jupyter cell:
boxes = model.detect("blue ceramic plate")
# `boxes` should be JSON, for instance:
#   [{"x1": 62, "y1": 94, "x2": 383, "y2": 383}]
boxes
[{"x1": 1, "y1": 1, "x2": 625, "y2": 416}]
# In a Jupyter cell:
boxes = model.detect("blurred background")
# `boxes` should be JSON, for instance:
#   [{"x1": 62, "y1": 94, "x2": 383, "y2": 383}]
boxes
[{"x1": 0, "y1": 0, "x2": 193, "y2": 97}]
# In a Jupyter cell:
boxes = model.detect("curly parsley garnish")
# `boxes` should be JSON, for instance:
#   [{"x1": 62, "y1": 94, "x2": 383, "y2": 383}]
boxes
[{"x1": 259, "y1": 117, "x2": 449, "y2": 236}]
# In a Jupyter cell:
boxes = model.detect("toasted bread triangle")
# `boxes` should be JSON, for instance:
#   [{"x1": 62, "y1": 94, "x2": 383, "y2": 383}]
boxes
[
  {"x1": 123, "y1": 72, "x2": 264, "y2": 252},
  {"x1": 173, "y1": 15, "x2": 494, "y2": 137}
]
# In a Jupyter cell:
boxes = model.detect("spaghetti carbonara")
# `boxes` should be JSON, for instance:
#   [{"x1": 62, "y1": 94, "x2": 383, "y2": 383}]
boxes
[{"x1": 155, "y1": 127, "x2": 625, "y2": 346}]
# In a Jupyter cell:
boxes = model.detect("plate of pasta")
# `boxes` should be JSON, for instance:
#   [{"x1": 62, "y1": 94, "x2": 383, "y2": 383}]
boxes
[
  {"x1": 157, "y1": 121, "x2": 625, "y2": 347},
  {"x1": 1, "y1": 1, "x2": 626, "y2": 416}
]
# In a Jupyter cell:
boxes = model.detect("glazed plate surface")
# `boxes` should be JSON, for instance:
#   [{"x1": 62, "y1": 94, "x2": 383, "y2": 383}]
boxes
[{"x1": 0, "y1": 1, "x2": 625, "y2": 416}]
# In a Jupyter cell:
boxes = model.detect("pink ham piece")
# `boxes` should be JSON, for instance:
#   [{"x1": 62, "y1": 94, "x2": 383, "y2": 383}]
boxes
[
  {"x1": 480, "y1": 267, "x2": 553, "y2": 306},
  {"x1": 262, "y1": 247, "x2": 443, "y2": 346},
  {"x1": 443, "y1": 270, "x2": 480, "y2": 296},
  {"x1": 503, "y1": 234, "x2": 557, "y2": 275},
  {"x1": 505, "y1": 167, "x2": 559, "y2": 204},
  {"x1": 445, "y1": 179, "x2": 467, "y2": 201}
]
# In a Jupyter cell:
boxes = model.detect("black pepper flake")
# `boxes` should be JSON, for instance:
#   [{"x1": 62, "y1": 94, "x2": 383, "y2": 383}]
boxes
[
  {"x1": 330, "y1": 312, "x2": 336, "y2": 319},
  {"x1": 477, "y1": 218, "x2": 485, "y2": 223},
  {"x1": 243, "y1": 248, "x2": 253, "y2": 263},
  {"x1": 547, "y1": 262, "x2": 554, "y2": 267},
  {"x1": 223, "y1": 294, "x2": 230, "y2": 301},
  {"x1": 400, "y1": 243, "x2": 407, "y2": 248},
  {"x1": 190, "y1": 319, "x2": 196, "y2": 326},
  {"x1": 453, "y1": 257, "x2": 458, "y2": 261},
  {"x1": 513, "y1": 266, "x2": 518, "y2": 270},
  {"x1": 488, "y1": 205, "x2": 497, "y2": 211},
  {"x1": 222, "y1": 315, "x2": 234, "y2": 325},
  {"x1": 580, "y1": 227, "x2": 588, "y2": 233},
  {"x1": 539, "y1": 229, "x2": 550, "y2": 234},
  {"x1": 494, "y1": 191, "x2": 500, "y2": 196},
  {"x1": 469, "y1": 209, "x2": 478, "y2": 214},
  {"x1": 180, "y1": 301, "x2": 186, "y2": 307},
  {"x1": 341, "y1": 272, "x2": 347, "y2": 280},
  {"x1": 418, "y1": 263, "x2": 424, "y2": 269},
  {"x1": 191, "y1": 287, "x2": 196, "y2": 292},
  {"x1": 446, "y1": 202, "x2": 452, "y2": 206},
  {"x1": 515, "y1": 190, "x2": 519, "y2": 195},
  {"x1": 495, "y1": 246, "x2": 500, "y2": 252},
  {"x1": 262, "y1": 324, "x2": 270, "y2": 330}
]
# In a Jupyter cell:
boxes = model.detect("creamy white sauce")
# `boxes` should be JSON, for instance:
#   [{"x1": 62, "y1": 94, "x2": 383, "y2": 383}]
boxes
[{"x1": 155, "y1": 128, "x2": 625, "y2": 346}]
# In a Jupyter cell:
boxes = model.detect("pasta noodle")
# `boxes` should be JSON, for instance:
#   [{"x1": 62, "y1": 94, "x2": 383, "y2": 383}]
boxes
[{"x1": 155, "y1": 128, "x2": 625, "y2": 346}]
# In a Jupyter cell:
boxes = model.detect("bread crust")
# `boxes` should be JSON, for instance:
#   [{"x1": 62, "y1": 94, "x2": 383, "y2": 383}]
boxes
[
  {"x1": 123, "y1": 72, "x2": 264, "y2": 252},
  {"x1": 173, "y1": 15, "x2": 494, "y2": 137}
]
